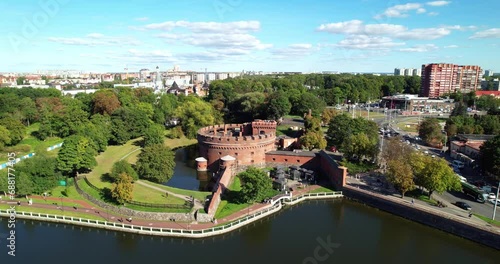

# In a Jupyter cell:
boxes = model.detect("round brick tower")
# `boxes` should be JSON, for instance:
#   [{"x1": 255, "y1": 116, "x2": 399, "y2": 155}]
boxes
[{"x1": 197, "y1": 120, "x2": 277, "y2": 172}]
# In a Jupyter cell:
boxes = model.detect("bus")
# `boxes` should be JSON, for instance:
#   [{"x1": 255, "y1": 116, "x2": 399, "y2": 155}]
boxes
[{"x1": 461, "y1": 181, "x2": 488, "y2": 203}]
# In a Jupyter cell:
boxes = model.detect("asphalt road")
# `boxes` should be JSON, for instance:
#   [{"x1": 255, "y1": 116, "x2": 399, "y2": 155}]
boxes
[{"x1": 388, "y1": 121, "x2": 500, "y2": 221}]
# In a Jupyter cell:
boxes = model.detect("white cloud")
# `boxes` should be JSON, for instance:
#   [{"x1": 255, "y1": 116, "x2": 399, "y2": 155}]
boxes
[
  {"x1": 141, "y1": 20, "x2": 261, "y2": 33},
  {"x1": 143, "y1": 20, "x2": 270, "y2": 57},
  {"x1": 428, "y1": 12, "x2": 439, "y2": 16},
  {"x1": 416, "y1": 8, "x2": 426, "y2": 14},
  {"x1": 444, "y1": 45, "x2": 458, "y2": 48},
  {"x1": 134, "y1": 17, "x2": 149, "y2": 21},
  {"x1": 426, "y1": 1, "x2": 451, "y2": 7},
  {"x1": 393, "y1": 27, "x2": 451, "y2": 40},
  {"x1": 443, "y1": 25, "x2": 477, "y2": 31},
  {"x1": 469, "y1": 28, "x2": 500, "y2": 39},
  {"x1": 399, "y1": 44, "x2": 438, "y2": 52},
  {"x1": 317, "y1": 20, "x2": 451, "y2": 40},
  {"x1": 375, "y1": 3, "x2": 422, "y2": 18},
  {"x1": 334, "y1": 35, "x2": 405, "y2": 50},
  {"x1": 271, "y1": 43, "x2": 314, "y2": 58},
  {"x1": 48, "y1": 34, "x2": 141, "y2": 46}
]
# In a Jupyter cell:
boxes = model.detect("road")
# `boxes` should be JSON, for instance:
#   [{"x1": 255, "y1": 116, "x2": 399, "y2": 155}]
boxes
[{"x1": 388, "y1": 121, "x2": 500, "y2": 221}]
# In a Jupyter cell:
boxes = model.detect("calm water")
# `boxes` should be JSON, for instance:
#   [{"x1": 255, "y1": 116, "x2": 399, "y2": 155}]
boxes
[
  {"x1": 164, "y1": 146, "x2": 211, "y2": 191},
  {"x1": 1, "y1": 200, "x2": 498, "y2": 264}
]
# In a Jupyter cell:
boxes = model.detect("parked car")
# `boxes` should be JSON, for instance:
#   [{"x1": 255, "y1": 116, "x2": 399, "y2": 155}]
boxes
[
  {"x1": 456, "y1": 174, "x2": 467, "y2": 182},
  {"x1": 455, "y1": 201, "x2": 472, "y2": 210},
  {"x1": 487, "y1": 193, "x2": 496, "y2": 199}
]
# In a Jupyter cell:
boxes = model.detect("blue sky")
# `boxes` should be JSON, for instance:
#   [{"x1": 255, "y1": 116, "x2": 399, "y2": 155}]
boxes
[{"x1": 0, "y1": 0, "x2": 499, "y2": 73}]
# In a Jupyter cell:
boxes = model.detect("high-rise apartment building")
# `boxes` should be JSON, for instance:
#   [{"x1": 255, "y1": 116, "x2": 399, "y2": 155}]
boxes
[
  {"x1": 394, "y1": 67, "x2": 421, "y2": 76},
  {"x1": 420, "y1": 63, "x2": 482, "y2": 98},
  {"x1": 484, "y1": 69, "x2": 493, "y2": 77}
]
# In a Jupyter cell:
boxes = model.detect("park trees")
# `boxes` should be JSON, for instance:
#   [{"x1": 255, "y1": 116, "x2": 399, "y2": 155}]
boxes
[
  {"x1": 0, "y1": 117, "x2": 25, "y2": 145},
  {"x1": 111, "y1": 106, "x2": 151, "y2": 144},
  {"x1": 386, "y1": 159, "x2": 414, "y2": 198},
  {"x1": 135, "y1": 144, "x2": 175, "y2": 183},
  {"x1": 415, "y1": 157, "x2": 462, "y2": 198},
  {"x1": 16, "y1": 153, "x2": 60, "y2": 194},
  {"x1": 418, "y1": 118, "x2": 444, "y2": 147},
  {"x1": 143, "y1": 123, "x2": 165, "y2": 147},
  {"x1": 111, "y1": 173, "x2": 134, "y2": 204},
  {"x1": 479, "y1": 135, "x2": 500, "y2": 177},
  {"x1": 291, "y1": 92, "x2": 326, "y2": 117},
  {"x1": 153, "y1": 93, "x2": 178, "y2": 125},
  {"x1": 92, "y1": 89, "x2": 121, "y2": 115},
  {"x1": 0, "y1": 125, "x2": 10, "y2": 150},
  {"x1": 300, "y1": 115, "x2": 327, "y2": 150},
  {"x1": 265, "y1": 91, "x2": 291, "y2": 121},
  {"x1": 173, "y1": 96, "x2": 219, "y2": 139},
  {"x1": 57, "y1": 135, "x2": 97, "y2": 177},
  {"x1": 238, "y1": 167, "x2": 273, "y2": 203},
  {"x1": 111, "y1": 160, "x2": 138, "y2": 182},
  {"x1": 327, "y1": 114, "x2": 379, "y2": 161}
]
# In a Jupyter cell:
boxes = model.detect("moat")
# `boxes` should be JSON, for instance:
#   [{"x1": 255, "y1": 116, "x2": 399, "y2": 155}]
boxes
[{"x1": 1, "y1": 200, "x2": 498, "y2": 263}]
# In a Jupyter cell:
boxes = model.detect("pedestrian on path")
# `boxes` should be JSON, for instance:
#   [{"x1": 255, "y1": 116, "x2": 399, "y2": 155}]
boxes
[
  {"x1": 411, "y1": 199, "x2": 414, "y2": 205},
  {"x1": 468, "y1": 212, "x2": 472, "y2": 218}
]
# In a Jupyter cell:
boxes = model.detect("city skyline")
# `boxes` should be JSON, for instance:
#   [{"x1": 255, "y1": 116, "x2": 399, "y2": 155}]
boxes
[{"x1": 1, "y1": 0, "x2": 499, "y2": 73}]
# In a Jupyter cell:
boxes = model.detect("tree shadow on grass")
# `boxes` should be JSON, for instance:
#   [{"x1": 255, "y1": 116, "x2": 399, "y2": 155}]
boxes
[
  {"x1": 100, "y1": 173, "x2": 114, "y2": 183},
  {"x1": 222, "y1": 189, "x2": 244, "y2": 204},
  {"x1": 132, "y1": 140, "x2": 144, "y2": 147}
]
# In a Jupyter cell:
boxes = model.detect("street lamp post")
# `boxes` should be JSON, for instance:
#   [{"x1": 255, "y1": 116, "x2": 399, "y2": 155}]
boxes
[{"x1": 492, "y1": 181, "x2": 500, "y2": 220}]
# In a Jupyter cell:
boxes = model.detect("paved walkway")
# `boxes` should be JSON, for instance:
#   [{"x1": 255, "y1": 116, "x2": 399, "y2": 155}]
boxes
[
  {"x1": 346, "y1": 175, "x2": 490, "y2": 226},
  {"x1": 0, "y1": 185, "x2": 322, "y2": 231}
]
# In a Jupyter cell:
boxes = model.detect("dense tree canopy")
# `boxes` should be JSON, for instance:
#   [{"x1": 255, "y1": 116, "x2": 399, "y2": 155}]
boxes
[
  {"x1": 57, "y1": 135, "x2": 97, "y2": 177},
  {"x1": 238, "y1": 167, "x2": 273, "y2": 203},
  {"x1": 111, "y1": 173, "x2": 134, "y2": 204},
  {"x1": 173, "y1": 95, "x2": 220, "y2": 138},
  {"x1": 418, "y1": 118, "x2": 445, "y2": 147},
  {"x1": 136, "y1": 144, "x2": 175, "y2": 183},
  {"x1": 479, "y1": 135, "x2": 500, "y2": 178}
]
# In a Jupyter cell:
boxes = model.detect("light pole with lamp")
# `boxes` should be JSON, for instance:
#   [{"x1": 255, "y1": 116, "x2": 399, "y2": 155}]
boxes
[{"x1": 492, "y1": 181, "x2": 500, "y2": 220}]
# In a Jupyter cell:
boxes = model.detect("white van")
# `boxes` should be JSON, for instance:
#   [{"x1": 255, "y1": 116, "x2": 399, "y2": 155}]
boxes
[{"x1": 452, "y1": 160, "x2": 465, "y2": 169}]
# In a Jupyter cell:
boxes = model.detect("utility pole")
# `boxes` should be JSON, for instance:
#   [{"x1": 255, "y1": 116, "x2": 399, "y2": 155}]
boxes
[{"x1": 493, "y1": 181, "x2": 500, "y2": 220}]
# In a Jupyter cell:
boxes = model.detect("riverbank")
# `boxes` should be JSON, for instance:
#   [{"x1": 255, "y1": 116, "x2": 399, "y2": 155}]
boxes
[
  {"x1": 0, "y1": 190, "x2": 342, "y2": 238},
  {"x1": 343, "y1": 185, "x2": 500, "y2": 250}
]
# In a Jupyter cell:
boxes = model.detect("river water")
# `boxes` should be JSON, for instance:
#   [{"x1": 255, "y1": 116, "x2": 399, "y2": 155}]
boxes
[
  {"x1": 1, "y1": 200, "x2": 498, "y2": 263},
  {"x1": 164, "y1": 146, "x2": 210, "y2": 191}
]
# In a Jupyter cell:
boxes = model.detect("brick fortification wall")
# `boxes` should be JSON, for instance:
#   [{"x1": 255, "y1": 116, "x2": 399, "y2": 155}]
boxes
[
  {"x1": 198, "y1": 120, "x2": 277, "y2": 172},
  {"x1": 265, "y1": 150, "x2": 347, "y2": 190},
  {"x1": 344, "y1": 185, "x2": 500, "y2": 250},
  {"x1": 206, "y1": 159, "x2": 234, "y2": 215}
]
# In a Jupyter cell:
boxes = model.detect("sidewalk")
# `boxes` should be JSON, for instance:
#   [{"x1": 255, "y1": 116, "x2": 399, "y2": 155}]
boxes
[
  {"x1": 0, "y1": 184, "x2": 322, "y2": 231},
  {"x1": 346, "y1": 175, "x2": 489, "y2": 226}
]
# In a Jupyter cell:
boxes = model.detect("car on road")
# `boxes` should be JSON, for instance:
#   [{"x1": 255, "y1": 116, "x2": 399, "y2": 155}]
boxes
[
  {"x1": 488, "y1": 199, "x2": 500, "y2": 206},
  {"x1": 487, "y1": 193, "x2": 496, "y2": 199},
  {"x1": 455, "y1": 201, "x2": 472, "y2": 210},
  {"x1": 456, "y1": 174, "x2": 467, "y2": 182},
  {"x1": 452, "y1": 160, "x2": 465, "y2": 169}
]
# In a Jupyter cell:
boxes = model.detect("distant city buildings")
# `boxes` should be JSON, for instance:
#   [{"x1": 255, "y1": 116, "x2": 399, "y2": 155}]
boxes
[
  {"x1": 394, "y1": 68, "x2": 421, "y2": 76},
  {"x1": 420, "y1": 63, "x2": 482, "y2": 98},
  {"x1": 484, "y1": 69, "x2": 494, "y2": 77}
]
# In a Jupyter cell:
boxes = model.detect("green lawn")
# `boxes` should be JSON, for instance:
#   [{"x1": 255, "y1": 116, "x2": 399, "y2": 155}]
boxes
[
  {"x1": 215, "y1": 201, "x2": 250, "y2": 219},
  {"x1": 83, "y1": 138, "x2": 142, "y2": 189},
  {"x1": 0, "y1": 204, "x2": 105, "y2": 221},
  {"x1": 406, "y1": 189, "x2": 438, "y2": 206},
  {"x1": 141, "y1": 180, "x2": 210, "y2": 202},
  {"x1": 132, "y1": 183, "x2": 186, "y2": 205},
  {"x1": 309, "y1": 186, "x2": 337, "y2": 193},
  {"x1": 473, "y1": 213, "x2": 500, "y2": 227},
  {"x1": 340, "y1": 160, "x2": 378, "y2": 175},
  {"x1": 276, "y1": 125, "x2": 302, "y2": 137},
  {"x1": 0, "y1": 123, "x2": 62, "y2": 163}
]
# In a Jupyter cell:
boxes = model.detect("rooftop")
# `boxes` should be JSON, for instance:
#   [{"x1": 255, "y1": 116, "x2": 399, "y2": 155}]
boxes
[
  {"x1": 457, "y1": 134, "x2": 496, "y2": 141},
  {"x1": 266, "y1": 150, "x2": 317, "y2": 157}
]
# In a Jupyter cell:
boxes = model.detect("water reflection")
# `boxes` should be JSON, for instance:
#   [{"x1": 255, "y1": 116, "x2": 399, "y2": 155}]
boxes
[{"x1": 164, "y1": 145, "x2": 213, "y2": 191}]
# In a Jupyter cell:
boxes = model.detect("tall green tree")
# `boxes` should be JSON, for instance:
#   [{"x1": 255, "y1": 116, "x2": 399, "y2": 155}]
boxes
[
  {"x1": 386, "y1": 159, "x2": 415, "y2": 198},
  {"x1": 136, "y1": 144, "x2": 175, "y2": 183},
  {"x1": 300, "y1": 115, "x2": 326, "y2": 150},
  {"x1": 0, "y1": 125, "x2": 11, "y2": 150},
  {"x1": 479, "y1": 135, "x2": 500, "y2": 178},
  {"x1": 0, "y1": 117, "x2": 25, "y2": 145},
  {"x1": 92, "y1": 89, "x2": 121, "y2": 115},
  {"x1": 56, "y1": 135, "x2": 97, "y2": 177},
  {"x1": 143, "y1": 124, "x2": 165, "y2": 147},
  {"x1": 238, "y1": 167, "x2": 273, "y2": 203},
  {"x1": 111, "y1": 160, "x2": 138, "y2": 182},
  {"x1": 173, "y1": 96, "x2": 219, "y2": 138},
  {"x1": 414, "y1": 157, "x2": 461, "y2": 198},
  {"x1": 15, "y1": 172, "x2": 34, "y2": 196},
  {"x1": 418, "y1": 118, "x2": 444, "y2": 147},
  {"x1": 265, "y1": 91, "x2": 291, "y2": 121}
]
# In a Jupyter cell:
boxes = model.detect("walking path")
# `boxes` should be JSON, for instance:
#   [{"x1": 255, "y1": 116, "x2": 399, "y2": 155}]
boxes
[
  {"x1": 346, "y1": 175, "x2": 490, "y2": 226},
  {"x1": 0, "y1": 185, "x2": 322, "y2": 231}
]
